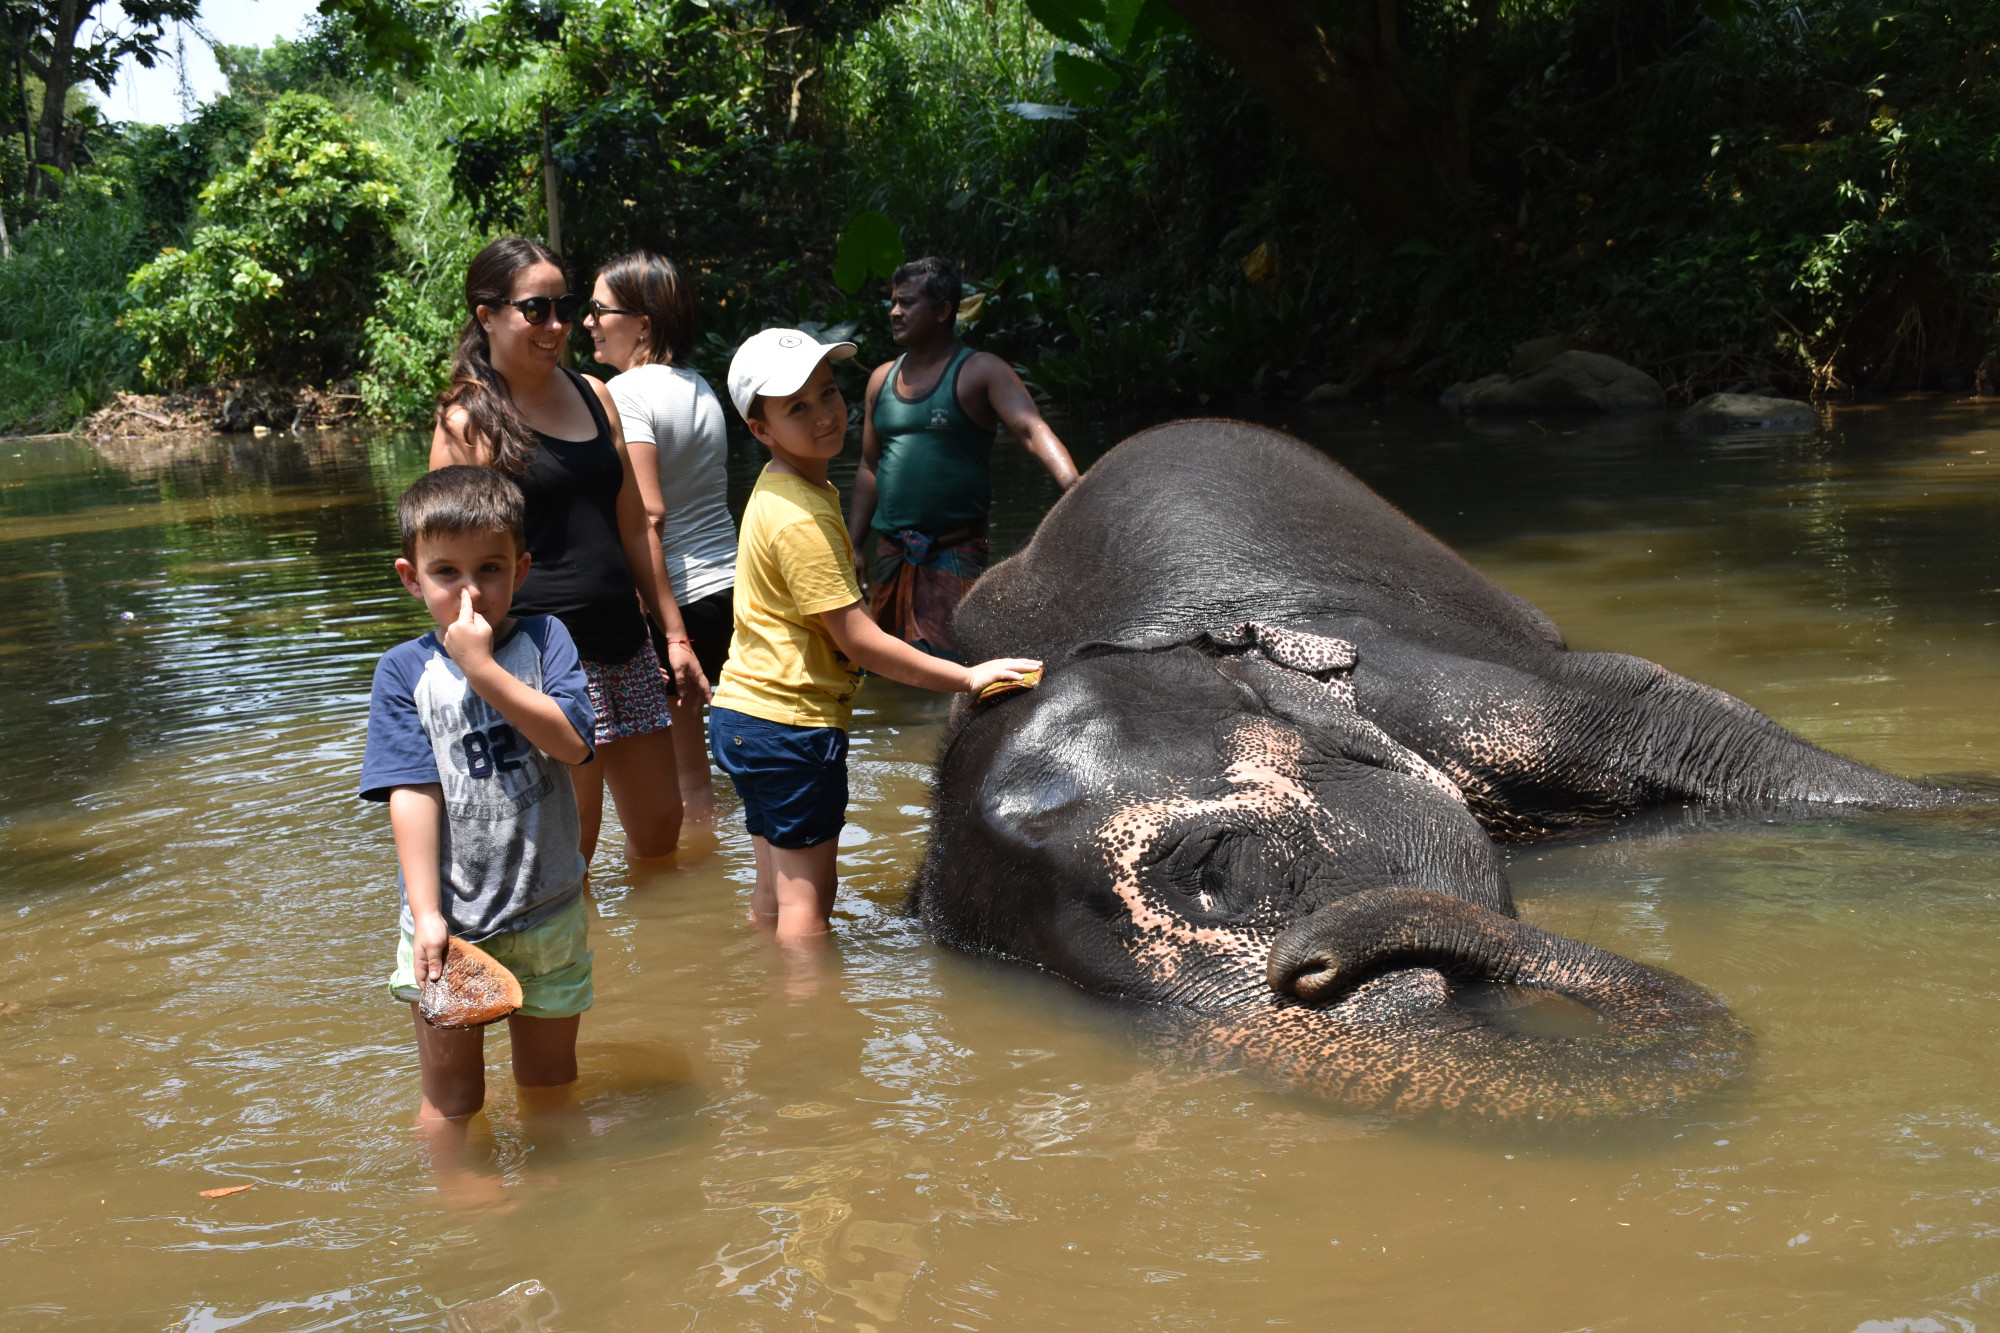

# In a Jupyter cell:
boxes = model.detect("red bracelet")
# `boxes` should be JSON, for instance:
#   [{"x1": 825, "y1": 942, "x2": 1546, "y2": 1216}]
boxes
[{"x1": 666, "y1": 637, "x2": 693, "y2": 646}]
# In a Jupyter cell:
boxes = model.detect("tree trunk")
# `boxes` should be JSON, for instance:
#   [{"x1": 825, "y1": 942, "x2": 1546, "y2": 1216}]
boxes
[
  {"x1": 1162, "y1": 0, "x2": 1488, "y2": 249},
  {"x1": 539, "y1": 101, "x2": 561, "y2": 256},
  {"x1": 13, "y1": 36, "x2": 33, "y2": 181},
  {"x1": 31, "y1": 0, "x2": 81, "y2": 192}
]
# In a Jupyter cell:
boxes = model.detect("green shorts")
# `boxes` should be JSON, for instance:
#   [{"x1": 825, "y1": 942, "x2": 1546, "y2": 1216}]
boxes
[{"x1": 388, "y1": 893, "x2": 594, "y2": 1020}]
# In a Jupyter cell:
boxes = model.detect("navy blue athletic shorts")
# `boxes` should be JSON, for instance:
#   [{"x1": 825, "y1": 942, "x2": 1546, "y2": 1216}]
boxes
[{"x1": 710, "y1": 707, "x2": 849, "y2": 849}]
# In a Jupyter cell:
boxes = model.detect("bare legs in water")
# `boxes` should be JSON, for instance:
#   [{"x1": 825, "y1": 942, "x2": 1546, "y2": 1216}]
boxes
[
  {"x1": 747, "y1": 836, "x2": 838, "y2": 996},
  {"x1": 570, "y1": 728, "x2": 682, "y2": 862},
  {"x1": 410, "y1": 1009, "x2": 580, "y2": 1197}
]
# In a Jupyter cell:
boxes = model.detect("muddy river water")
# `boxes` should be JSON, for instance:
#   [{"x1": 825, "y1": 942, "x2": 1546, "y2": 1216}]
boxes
[{"x1": 2, "y1": 400, "x2": 1998, "y2": 1331}]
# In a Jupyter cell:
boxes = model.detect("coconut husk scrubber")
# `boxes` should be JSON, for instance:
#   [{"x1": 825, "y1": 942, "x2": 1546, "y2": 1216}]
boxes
[{"x1": 418, "y1": 937, "x2": 524, "y2": 1029}]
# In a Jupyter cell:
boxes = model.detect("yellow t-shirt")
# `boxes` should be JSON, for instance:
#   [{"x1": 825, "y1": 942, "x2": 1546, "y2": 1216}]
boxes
[{"x1": 712, "y1": 467, "x2": 866, "y2": 729}]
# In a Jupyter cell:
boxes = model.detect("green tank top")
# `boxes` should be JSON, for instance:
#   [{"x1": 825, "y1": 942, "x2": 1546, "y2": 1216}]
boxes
[{"x1": 870, "y1": 345, "x2": 994, "y2": 536}]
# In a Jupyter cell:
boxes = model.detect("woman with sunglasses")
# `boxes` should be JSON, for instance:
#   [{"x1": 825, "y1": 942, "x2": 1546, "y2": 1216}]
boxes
[
  {"x1": 584, "y1": 251, "x2": 734, "y2": 821},
  {"x1": 431, "y1": 236, "x2": 707, "y2": 863}
]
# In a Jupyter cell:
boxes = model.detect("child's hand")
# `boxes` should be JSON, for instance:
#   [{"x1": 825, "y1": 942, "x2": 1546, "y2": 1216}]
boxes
[
  {"x1": 413, "y1": 912, "x2": 451, "y2": 985},
  {"x1": 964, "y1": 657, "x2": 1042, "y2": 696},
  {"x1": 441, "y1": 587, "x2": 495, "y2": 671}
]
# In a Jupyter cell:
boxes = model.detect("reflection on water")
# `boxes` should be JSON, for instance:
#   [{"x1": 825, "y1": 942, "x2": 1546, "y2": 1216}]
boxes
[{"x1": 1, "y1": 403, "x2": 1997, "y2": 1330}]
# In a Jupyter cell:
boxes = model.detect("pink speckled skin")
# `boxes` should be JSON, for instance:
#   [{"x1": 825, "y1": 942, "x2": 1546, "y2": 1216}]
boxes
[{"x1": 912, "y1": 423, "x2": 1959, "y2": 1121}]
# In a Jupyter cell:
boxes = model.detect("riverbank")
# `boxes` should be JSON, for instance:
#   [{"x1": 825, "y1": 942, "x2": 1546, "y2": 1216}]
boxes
[{"x1": 75, "y1": 380, "x2": 365, "y2": 439}]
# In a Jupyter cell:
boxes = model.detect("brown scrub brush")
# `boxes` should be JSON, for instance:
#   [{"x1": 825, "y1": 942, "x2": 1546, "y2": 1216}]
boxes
[
  {"x1": 976, "y1": 666, "x2": 1042, "y2": 703},
  {"x1": 418, "y1": 937, "x2": 524, "y2": 1029}
]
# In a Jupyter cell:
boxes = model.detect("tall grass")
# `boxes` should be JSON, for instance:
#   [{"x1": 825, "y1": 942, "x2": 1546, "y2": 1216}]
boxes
[
  {"x1": 335, "y1": 64, "x2": 527, "y2": 418},
  {"x1": 339, "y1": 63, "x2": 520, "y2": 316},
  {"x1": 829, "y1": 0, "x2": 1061, "y2": 259},
  {"x1": 0, "y1": 189, "x2": 150, "y2": 433}
]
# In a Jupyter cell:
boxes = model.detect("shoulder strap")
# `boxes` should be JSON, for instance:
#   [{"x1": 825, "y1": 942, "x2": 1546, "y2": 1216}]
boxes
[
  {"x1": 943, "y1": 344, "x2": 977, "y2": 397},
  {"x1": 945, "y1": 344, "x2": 991, "y2": 430},
  {"x1": 562, "y1": 366, "x2": 612, "y2": 441},
  {"x1": 874, "y1": 355, "x2": 906, "y2": 414}
]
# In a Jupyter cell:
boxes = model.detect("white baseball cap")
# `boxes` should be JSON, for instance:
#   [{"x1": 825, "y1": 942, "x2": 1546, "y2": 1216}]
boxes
[{"x1": 726, "y1": 327, "x2": 857, "y2": 422}]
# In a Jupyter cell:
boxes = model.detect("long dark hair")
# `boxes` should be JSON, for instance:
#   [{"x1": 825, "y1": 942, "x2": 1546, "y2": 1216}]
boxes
[
  {"x1": 595, "y1": 250, "x2": 699, "y2": 366},
  {"x1": 437, "y1": 236, "x2": 564, "y2": 476}
]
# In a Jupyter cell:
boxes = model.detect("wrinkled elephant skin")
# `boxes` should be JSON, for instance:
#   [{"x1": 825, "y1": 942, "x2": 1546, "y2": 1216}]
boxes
[{"x1": 909, "y1": 421, "x2": 1960, "y2": 1121}]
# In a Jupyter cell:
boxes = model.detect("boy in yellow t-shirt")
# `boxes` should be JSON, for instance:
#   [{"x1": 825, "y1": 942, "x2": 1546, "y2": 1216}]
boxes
[{"x1": 714, "y1": 328, "x2": 1040, "y2": 942}]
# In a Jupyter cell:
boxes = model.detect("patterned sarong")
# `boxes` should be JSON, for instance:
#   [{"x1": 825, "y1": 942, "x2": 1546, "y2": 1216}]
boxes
[{"x1": 869, "y1": 525, "x2": 989, "y2": 661}]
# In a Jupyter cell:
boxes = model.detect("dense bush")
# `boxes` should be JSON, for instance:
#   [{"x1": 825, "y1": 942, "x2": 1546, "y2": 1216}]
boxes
[
  {"x1": 829, "y1": 6, "x2": 1341, "y2": 399},
  {"x1": 1360, "y1": 0, "x2": 2000, "y2": 393},
  {"x1": 124, "y1": 92, "x2": 408, "y2": 387}
]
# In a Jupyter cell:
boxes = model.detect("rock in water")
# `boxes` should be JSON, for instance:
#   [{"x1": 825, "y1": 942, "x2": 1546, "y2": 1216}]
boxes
[
  {"x1": 419, "y1": 937, "x2": 524, "y2": 1029},
  {"x1": 1506, "y1": 335, "x2": 1572, "y2": 376},
  {"x1": 1677, "y1": 393, "x2": 1817, "y2": 434},
  {"x1": 1441, "y1": 350, "x2": 1664, "y2": 414}
]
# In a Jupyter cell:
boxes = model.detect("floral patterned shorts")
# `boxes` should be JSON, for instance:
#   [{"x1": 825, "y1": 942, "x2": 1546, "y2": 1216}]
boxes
[{"x1": 582, "y1": 637, "x2": 674, "y2": 744}]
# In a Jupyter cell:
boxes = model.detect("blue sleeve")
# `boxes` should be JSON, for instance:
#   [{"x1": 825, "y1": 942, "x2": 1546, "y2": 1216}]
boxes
[
  {"x1": 359, "y1": 641, "x2": 440, "y2": 801},
  {"x1": 529, "y1": 617, "x2": 597, "y2": 762}
]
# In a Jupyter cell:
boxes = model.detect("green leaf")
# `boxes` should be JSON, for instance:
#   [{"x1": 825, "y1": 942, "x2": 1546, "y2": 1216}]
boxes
[
  {"x1": 1024, "y1": 0, "x2": 1106, "y2": 47},
  {"x1": 1053, "y1": 51, "x2": 1120, "y2": 107},
  {"x1": 315, "y1": 0, "x2": 429, "y2": 74},
  {"x1": 1125, "y1": 0, "x2": 1189, "y2": 49},
  {"x1": 1102, "y1": 0, "x2": 1143, "y2": 53},
  {"x1": 833, "y1": 211, "x2": 905, "y2": 294}
]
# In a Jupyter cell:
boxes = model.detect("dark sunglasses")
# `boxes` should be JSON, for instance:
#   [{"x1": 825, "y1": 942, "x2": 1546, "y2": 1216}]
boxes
[
  {"x1": 582, "y1": 299, "x2": 640, "y2": 320},
  {"x1": 486, "y1": 293, "x2": 583, "y2": 325}
]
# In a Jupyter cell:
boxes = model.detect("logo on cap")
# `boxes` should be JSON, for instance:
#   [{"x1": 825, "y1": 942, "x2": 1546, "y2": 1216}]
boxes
[{"x1": 777, "y1": 333, "x2": 804, "y2": 348}]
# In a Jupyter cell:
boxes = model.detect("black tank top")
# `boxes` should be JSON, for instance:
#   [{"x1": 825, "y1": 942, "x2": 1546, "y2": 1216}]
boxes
[{"x1": 508, "y1": 369, "x2": 647, "y2": 664}]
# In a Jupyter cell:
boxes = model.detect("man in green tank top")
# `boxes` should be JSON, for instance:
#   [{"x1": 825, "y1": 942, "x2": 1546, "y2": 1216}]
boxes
[{"x1": 847, "y1": 256, "x2": 1080, "y2": 659}]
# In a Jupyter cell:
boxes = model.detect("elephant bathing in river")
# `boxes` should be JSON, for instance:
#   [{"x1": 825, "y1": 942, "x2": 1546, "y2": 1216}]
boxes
[{"x1": 909, "y1": 421, "x2": 1959, "y2": 1121}]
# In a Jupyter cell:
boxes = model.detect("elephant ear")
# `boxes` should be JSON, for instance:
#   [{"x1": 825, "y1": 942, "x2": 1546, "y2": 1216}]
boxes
[
  {"x1": 1207, "y1": 623, "x2": 1358, "y2": 700},
  {"x1": 1212, "y1": 653, "x2": 1468, "y2": 809}
]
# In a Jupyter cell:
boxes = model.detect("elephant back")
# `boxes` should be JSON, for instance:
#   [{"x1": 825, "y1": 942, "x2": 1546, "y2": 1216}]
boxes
[{"x1": 955, "y1": 420, "x2": 1565, "y2": 667}]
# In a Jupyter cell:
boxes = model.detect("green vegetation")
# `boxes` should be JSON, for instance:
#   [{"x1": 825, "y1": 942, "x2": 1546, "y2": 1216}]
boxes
[
  {"x1": 125, "y1": 92, "x2": 407, "y2": 385},
  {"x1": 0, "y1": 0, "x2": 1995, "y2": 434}
]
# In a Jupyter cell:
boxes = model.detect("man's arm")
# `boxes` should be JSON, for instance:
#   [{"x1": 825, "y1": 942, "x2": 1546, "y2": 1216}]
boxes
[
  {"x1": 848, "y1": 361, "x2": 893, "y2": 584},
  {"x1": 964, "y1": 352, "x2": 1079, "y2": 489},
  {"x1": 817, "y1": 600, "x2": 1040, "y2": 695},
  {"x1": 440, "y1": 590, "x2": 592, "y2": 764},
  {"x1": 390, "y1": 783, "x2": 450, "y2": 984}
]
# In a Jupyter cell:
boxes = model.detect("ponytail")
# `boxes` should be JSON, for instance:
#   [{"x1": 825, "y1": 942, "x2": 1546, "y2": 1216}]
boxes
[{"x1": 436, "y1": 236, "x2": 563, "y2": 476}]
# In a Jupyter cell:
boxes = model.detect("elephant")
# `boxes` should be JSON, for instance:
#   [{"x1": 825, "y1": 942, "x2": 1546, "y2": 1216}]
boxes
[{"x1": 908, "y1": 421, "x2": 1959, "y2": 1121}]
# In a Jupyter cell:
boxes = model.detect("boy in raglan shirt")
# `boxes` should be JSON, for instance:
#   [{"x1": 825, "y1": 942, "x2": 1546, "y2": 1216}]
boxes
[{"x1": 360, "y1": 465, "x2": 596, "y2": 1150}]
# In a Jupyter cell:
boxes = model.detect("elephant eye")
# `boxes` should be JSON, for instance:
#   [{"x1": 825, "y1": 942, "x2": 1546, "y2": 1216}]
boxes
[{"x1": 1152, "y1": 827, "x2": 1237, "y2": 914}]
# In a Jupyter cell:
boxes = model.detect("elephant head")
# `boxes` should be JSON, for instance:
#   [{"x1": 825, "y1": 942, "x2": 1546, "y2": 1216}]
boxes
[{"x1": 913, "y1": 622, "x2": 1750, "y2": 1120}]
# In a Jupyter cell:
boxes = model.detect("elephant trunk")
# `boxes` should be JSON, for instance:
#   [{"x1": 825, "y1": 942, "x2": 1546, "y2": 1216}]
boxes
[{"x1": 1191, "y1": 887, "x2": 1750, "y2": 1119}]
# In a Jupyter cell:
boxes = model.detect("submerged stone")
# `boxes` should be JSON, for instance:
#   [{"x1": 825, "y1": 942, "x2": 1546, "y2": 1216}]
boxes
[
  {"x1": 1677, "y1": 392, "x2": 1818, "y2": 434},
  {"x1": 1441, "y1": 350, "x2": 1665, "y2": 414}
]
